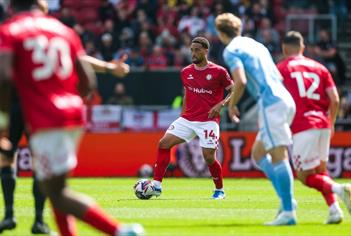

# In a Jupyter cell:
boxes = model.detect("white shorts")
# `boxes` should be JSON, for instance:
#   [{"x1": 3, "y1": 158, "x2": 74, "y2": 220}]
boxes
[
  {"x1": 292, "y1": 129, "x2": 331, "y2": 171},
  {"x1": 30, "y1": 128, "x2": 82, "y2": 180},
  {"x1": 166, "y1": 117, "x2": 219, "y2": 149},
  {"x1": 256, "y1": 100, "x2": 296, "y2": 151}
]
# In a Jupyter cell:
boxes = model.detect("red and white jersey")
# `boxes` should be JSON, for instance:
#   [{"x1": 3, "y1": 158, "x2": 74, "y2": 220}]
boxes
[
  {"x1": 181, "y1": 62, "x2": 233, "y2": 123},
  {"x1": 0, "y1": 11, "x2": 85, "y2": 133},
  {"x1": 277, "y1": 55, "x2": 336, "y2": 134}
]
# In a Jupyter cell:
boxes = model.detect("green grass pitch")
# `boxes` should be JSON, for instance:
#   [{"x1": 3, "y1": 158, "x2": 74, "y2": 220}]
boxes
[{"x1": 1, "y1": 178, "x2": 351, "y2": 235}]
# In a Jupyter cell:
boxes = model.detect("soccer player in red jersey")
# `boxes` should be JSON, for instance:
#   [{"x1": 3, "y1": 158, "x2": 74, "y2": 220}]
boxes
[
  {"x1": 0, "y1": 1, "x2": 143, "y2": 235},
  {"x1": 278, "y1": 31, "x2": 351, "y2": 224},
  {"x1": 150, "y1": 37, "x2": 234, "y2": 199}
]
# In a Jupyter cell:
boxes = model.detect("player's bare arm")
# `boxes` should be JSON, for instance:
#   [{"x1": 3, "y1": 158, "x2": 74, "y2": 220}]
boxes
[
  {"x1": 81, "y1": 54, "x2": 130, "y2": 78},
  {"x1": 228, "y1": 67, "x2": 246, "y2": 122},
  {"x1": 76, "y1": 56, "x2": 97, "y2": 97},
  {"x1": 326, "y1": 87, "x2": 340, "y2": 136},
  {"x1": 181, "y1": 88, "x2": 186, "y2": 115},
  {"x1": 208, "y1": 88, "x2": 233, "y2": 119}
]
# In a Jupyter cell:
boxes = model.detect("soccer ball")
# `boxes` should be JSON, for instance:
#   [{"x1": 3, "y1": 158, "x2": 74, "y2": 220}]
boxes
[{"x1": 133, "y1": 179, "x2": 155, "y2": 200}]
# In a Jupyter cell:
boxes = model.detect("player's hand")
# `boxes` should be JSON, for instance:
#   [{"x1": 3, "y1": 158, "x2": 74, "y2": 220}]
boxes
[
  {"x1": 208, "y1": 103, "x2": 223, "y2": 119},
  {"x1": 228, "y1": 106, "x2": 240, "y2": 123},
  {"x1": 110, "y1": 54, "x2": 130, "y2": 78}
]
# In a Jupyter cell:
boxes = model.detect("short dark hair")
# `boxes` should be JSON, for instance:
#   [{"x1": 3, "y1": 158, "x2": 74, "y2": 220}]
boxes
[
  {"x1": 283, "y1": 31, "x2": 304, "y2": 46},
  {"x1": 11, "y1": 0, "x2": 36, "y2": 10},
  {"x1": 191, "y1": 37, "x2": 210, "y2": 49}
]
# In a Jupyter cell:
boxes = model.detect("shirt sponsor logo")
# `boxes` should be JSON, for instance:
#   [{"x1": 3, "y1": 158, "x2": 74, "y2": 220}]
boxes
[
  {"x1": 187, "y1": 86, "x2": 212, "y2": 94},
  {"x1": 187, "y1": 74, "x2": 194, "y2": 80}
]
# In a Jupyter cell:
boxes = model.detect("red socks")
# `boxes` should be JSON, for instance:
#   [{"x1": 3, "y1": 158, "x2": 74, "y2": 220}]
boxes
[
  {"x1": 208, "y1": 160, "x2": 223, "y2": 189},
  {"x1": 53, "y1": 208, "x2": 77, "y2": 236},
  {"x1": 305, "y1": 173, "x2": 336, "y2": 206},
  {"x1": 81, "y1": 205, "x2": 119, "y2": 236},
  {"x1": 153, "y1": 148, "x2": 171, "y2": 182}
]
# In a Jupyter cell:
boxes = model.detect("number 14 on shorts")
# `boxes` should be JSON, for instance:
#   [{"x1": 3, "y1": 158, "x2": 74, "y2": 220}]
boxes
[{"x1": 204, "y1": 130, "x2": 217, "y2": 139}]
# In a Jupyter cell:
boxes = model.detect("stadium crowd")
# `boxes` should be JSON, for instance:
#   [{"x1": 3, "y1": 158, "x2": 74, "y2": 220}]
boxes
[{"x1": 0, "y1": 0, "x2": 350, "y2": 122}]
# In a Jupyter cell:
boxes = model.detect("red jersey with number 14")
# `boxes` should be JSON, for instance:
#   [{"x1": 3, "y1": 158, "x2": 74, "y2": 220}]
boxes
[
  {"x1": 277, "y1": 55, "x2": 336, "y2": 134},
  {"x1": 181, "y1": 62, "x2": 234, "y2": 123},
  {"x1": 0, "y1": 11, "x2": 85, "y2": 133}
]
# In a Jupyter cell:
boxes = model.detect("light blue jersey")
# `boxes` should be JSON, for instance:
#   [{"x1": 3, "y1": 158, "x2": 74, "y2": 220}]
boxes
[{"x1": 223, "y1": 36, "x2": 291, "y2": 107}]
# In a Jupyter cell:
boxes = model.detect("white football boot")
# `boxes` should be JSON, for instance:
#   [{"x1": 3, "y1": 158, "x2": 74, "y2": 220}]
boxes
[
  {"x1": 265, "y1": 212, "x2": 297, "y2": 226},
  {"x1": 338, "y1": 184, "x2": 351, "y2": 214},
  {"x1": 117, "y1": 224, "x2": 145, "y2": 236}
]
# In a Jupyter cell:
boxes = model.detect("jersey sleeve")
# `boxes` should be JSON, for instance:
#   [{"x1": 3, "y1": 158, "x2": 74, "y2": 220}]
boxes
[
  {"x1": 223, "y1": 49, "x2": 243, "y2": 72},
  {"x1": 0, "y1": 26, "x2": 14, "y2": 52}
]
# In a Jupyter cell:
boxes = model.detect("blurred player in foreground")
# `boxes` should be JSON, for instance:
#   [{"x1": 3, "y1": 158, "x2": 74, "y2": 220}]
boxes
[
  {"x1": 150, "y1": 37, "x2": 234, "y2": 199},
  {"x1": 278, "y1": 31, "x2": 351, "y2": 224},
  {"x1": 0, "y1": 0, "x2": 143, "y2": 235},
  {"x1": 0, "y1": 0, "x2": 131, "y2": 234},
  {"x1": 215, "y1": 13, "x2": 297, "y2": 225}
]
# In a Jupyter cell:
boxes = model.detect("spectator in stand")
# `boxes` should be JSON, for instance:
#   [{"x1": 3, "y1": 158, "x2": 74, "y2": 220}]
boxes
[
  {"x1": 99, "y1": 0, "x2": 116, "y2": 22},
  {"x1": 206, "y1": 2, "x2": 225, "y2": 38},
  {"x1": 260, "y1": 29, "x2": 280, "y2": 60},
  {"x1": 245, "y1": 1, "x2": 272, "y2": 34},
  {"x1": 58, "y1": 7, "x2": 76, "y2": 28},
  {"x1": 304, "y1": 41, "x2": 323, "y2": 62},
  {"x1": 114, "y1": 8, "x2": 131, "y2": 36},
  {"x1": 107, "y1": 83, "x2": 134, "y2": 106},
  {"x1": 178, "y1": 32, "x2": 193, "y2": 65},
  {"x1": 120, "y1": 27, "x2": 134, "y2": 49},
  {"x1": 138, "y1": 31, "x2": 153, "y2": 59},
  {"x1": 172, "y1": 48, "x2": 187, "y2": 68},
  {"x1": 256, "y1": 17, "x2": 280, "y2": 46},
  {"x1": 99, "y1": 33, "x2": 116, "y2": 61},
  {"x1": 130, "y1": 9, "x2": 152, "y2": 37},
  {"x1": 135, "y1": 0, "x2": 158, "y2": 23},
  {"x1": 338, "y1": 91, "x2": 351, "y2": 119},
  {"x1": 315, "y1": 29, "x2": 346, "y2": 86},
  {"x1": 85, "y1": 41, "x2": 103, "y2": 59},
  {"x1": 126, "y1": 48, "x2": 145, "y2": 68},
  {"x1": 147, "y1": 45, "x2": 168, "y2": 70},
  {"x1": 115, "y1": 0, "x2": 137, "y2": 21},
  {"x1": 178, "y1": 6, "x2": 206, "y2": 37},
  {"x1": 101, "y1": 19, "x2": 119, "y2": 48},
  {"x1": 73, "y1": 23, "x2": 95, "y2": 47}
]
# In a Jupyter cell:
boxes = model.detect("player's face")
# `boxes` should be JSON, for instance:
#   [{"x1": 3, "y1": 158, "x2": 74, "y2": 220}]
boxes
[{"x1": 190, "y1": 43, "x2": 207, "y2": 64}]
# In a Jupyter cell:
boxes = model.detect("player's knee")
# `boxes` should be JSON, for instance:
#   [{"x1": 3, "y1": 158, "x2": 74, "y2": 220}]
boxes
[
  {"x1": 158, "y1": 138, "x2": 171, "y2": 149},
  {"x1": 202, "y1": 150, "x2": 215, "y2": 165},
  {"x1": 296, "y1": 172, "x2": 309, "y2": 185}
]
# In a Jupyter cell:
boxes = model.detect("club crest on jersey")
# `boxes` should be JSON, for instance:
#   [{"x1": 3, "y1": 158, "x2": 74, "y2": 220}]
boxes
[
  {"x1": 187, "y1": 74, "x2": 194, "y2": 80},
  {"x1": 206, "y1": 74, "x2": 212, "y2": 80}
]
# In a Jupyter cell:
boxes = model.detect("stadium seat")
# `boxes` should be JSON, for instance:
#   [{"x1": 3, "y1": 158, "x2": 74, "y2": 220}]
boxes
[
  {"x1": 80, "y1": 0, "x2": 101, "y2": 8},
  {"x1": 84, "y1": 22, "x2": 103, "y2": 35},
  {"x1": 75, "y1": 8, "x2": 98, "y2": 24},
  {"x1": 62, "y1": 0, "x2": 78, "y2": 9}
]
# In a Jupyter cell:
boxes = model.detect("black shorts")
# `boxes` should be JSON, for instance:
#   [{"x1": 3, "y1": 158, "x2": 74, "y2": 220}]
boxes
[{"x1": 0, "y1": 101, "x2": 27, "y2": 159}]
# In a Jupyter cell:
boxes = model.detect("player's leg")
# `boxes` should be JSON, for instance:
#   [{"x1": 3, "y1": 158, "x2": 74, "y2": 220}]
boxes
[
  {"x1": 251, "y1": 141, "x2": 281, "y2": 200},
  {"x1": 259, "y1": 101, "x2": 296, "y2": 225},
  {"x1": 0, "y1": 102, "x2": 24, "y2": 232},
  {"x1": 292, "y1": 129, "x2": 343, "y2": 223},
  {"x1": 202, "y1": 147, "x2": 224, "y2": 199},
  {"x1": 196, "y1": 121, "x2": 224, "y2": 199},
  {"x1": 31, "y1": 173, "x2": 50, "y2": 234},
  {"x1": 0, "y1": 154, "x2": 16, "y2": 233},
  {"x1": 151, "y1": 117, "x2": 193, "y2": 196},
  {"x1": 30, "y1": 128, "x2": 144, "y2": 236},
  {"x1": 265, "y1": 145, "x2": 296, "y2": 225}
]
